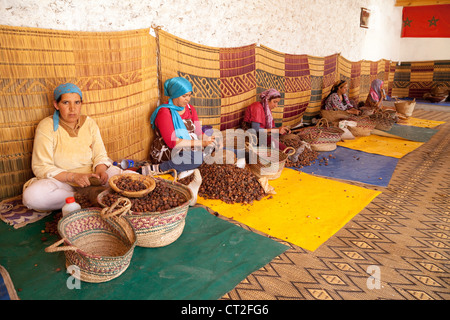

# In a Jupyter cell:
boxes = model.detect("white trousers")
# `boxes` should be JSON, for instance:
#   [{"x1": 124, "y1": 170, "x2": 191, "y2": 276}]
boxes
[{"x1": 22, "y1": 166, "x2": 130, "y2": 211}]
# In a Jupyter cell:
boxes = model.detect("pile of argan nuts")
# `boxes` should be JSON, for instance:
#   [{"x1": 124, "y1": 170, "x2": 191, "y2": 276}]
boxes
[
  {"x1": 196, "y1": 164, "x2": 265, "y2": 204},
  {"x1": 285, "y1": 147, "x2": 319, "y2": 168},
  {"x1": 281, "y1": 135, "x2": 319, "y2": 168},
  {"x1": 114, "y1": 175, "x2": 147, "y2": 192},
  {"x1": 101, "y1": 180, "x2": 186, "y2": 212}
]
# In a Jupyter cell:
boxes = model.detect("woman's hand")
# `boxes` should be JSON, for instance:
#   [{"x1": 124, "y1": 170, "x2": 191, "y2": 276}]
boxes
[
  {"x1": 202, "y1": 135, "x2": 216, "y2": 148},
  {"x1": 95, "y1": 164, "x2": 109, "y2": 185},
  {"x1": 72, "y1": 172, "x2": 102, "y2": 188},
  {"x1": 279, "y1": 126, "x2": 291, "y2": 135},
  {"x1": 175, "y1": 136, "x2": 216, "y2": 149}
]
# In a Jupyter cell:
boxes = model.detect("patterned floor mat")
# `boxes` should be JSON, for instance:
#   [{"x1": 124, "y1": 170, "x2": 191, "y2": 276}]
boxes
[{"x1": 216, "y1": 109, "x2": 450, "y2": 300}]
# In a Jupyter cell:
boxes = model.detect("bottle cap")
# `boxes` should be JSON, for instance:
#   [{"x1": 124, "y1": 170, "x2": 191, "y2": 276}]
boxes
[{"x1": 65, "y1": 197, "x2": 75, "y2": 203}]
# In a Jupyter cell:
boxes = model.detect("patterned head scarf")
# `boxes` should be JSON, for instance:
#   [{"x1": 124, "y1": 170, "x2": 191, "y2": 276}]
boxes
[
  {"x1": 150, "y1": 77, "x2": 193, "y2": 140},
  {"x1": 260, "y1": 88, "x2": 281, "y2": 129},
  {"x1": 369, "y1": 79, "x2": 383, "y2": 102},
  {"x1": 52, "y1": 83, "x2": 83, "y2": 131}
]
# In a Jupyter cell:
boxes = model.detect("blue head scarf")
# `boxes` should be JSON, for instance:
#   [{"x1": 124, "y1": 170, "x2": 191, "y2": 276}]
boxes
[
  {"x1": 150, "y1": 77, "x2": 193, "y2": 140},
  {"x1": 52, "y1": 83, "x2": 83, "y2": 131}
]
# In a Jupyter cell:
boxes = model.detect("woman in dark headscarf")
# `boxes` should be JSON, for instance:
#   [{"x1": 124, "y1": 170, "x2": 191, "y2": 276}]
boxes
[
  {"x1": 364, "y1": 79, "x2": 385, "y2": 108},
  {"x1": 323, "y1": 80, "x2": 359, "y2": 114}
]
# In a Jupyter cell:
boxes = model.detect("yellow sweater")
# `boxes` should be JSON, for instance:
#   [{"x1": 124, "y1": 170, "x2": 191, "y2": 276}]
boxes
[{"x1": 31, "y1": 115, "x2": 111, "y2": 179}]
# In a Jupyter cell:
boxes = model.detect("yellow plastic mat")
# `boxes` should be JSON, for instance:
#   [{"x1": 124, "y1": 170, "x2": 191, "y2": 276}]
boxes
[
  {"x1": 198, "y1": 169, "x2": 380, "y2": 252},
  {"x1": 337, "y1": 135, "x2": 424, "y2": 158},
  {"x1": 398, "y1": 117, "x2": 445, "y2": 128}
]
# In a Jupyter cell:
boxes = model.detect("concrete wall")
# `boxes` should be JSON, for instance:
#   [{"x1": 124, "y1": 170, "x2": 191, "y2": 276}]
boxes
[{"x1": 1, "y1": 0, "x2": 448, "y2": 62}]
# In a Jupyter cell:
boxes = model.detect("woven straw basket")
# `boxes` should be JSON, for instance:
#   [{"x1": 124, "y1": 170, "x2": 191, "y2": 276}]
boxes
[
  {"x1": 109, "y1": 173, "x2": 156, "y2": 198},
  {"x1": 45, "y1": 199, "x2": 136, "y2": 283},
  {"x1": 369, "y1": 109, "x2": 395, "y2": 131},
  {"x1": 246, "y1": 142, "x2": 295, "y2": 180},
  {"x1": 98, "y1": 170, "x2": 192, "y2": 248},
  {"x1": 394, "y1": 98, "x2": 416, "y2": 117},
  {"x1": 320, "y1": 109, "x2": 351, "y2": 125},
  {"x1": 347, "y1": 116, "x2": 376, "y2": 137},
  {"x1": 295, "y1": 119, "x2": 344, "y2": 151}
]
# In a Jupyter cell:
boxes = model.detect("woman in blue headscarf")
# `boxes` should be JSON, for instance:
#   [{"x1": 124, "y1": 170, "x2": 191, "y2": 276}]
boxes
[
  {"x1": 146, "y1": 77, "x2": 215, "y2": 174},
  {"x1": 145, "y1": 77, "x2": 215, "y2": 205},
  {"x1": 22, "y1": 83, "x2": 120, "y2": 211}
]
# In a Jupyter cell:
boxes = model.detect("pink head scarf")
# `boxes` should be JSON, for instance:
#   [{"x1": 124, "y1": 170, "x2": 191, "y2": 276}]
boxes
[
  {"x1": 369, "y1": 79, "x2": 384, "y2": 102},
  {"x1": 260, "y1": 88, "x2": 281, "y2": 129}
]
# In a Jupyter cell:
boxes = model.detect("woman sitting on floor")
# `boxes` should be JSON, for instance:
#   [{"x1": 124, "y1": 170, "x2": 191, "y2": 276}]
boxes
[
  {"x1": 323, "y1": 80, "x2": 359, "y2": 115},
  {"x1": 242, "y1": 88, "x2": 291, "y2": 150},
  {"x1": 364, "y1": 79, "x2": 385, "y2": 109},
  {"x1": 145, "y1": 77, "x2": 216, "y2": 205},
  {"x1": 22, "y1": 83, "x2": 125, "y2": 211}
]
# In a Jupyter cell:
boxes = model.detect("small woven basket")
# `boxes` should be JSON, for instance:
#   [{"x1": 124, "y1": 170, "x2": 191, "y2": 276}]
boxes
[
  {"x1": 295, "y1": 119, "x2": 344, "y2": 151},
  {"x1": 359, "y1": 106, "x2": 377, "y2": 116},
  {"x1": 347, "y1": 115, "x2": 376, "y2": 137},
  {"x1": 98, "y1": 170, "x2": 192, "y2": 248},
  {"x1": 394, "y1": 98, "x2": 416, "y2": 117},
  {"x1": 369, "y1": 109, "x2": 395, "y2": 131},
  {"x1": 109, "y1": 173, "x2": 156, "y2": 198},
  {"x1": 45, "y1": 198, "x2": 136, "y2": 283},
  {"x1": 246, "y1": 142, "x2": 295, "y2": 180}
]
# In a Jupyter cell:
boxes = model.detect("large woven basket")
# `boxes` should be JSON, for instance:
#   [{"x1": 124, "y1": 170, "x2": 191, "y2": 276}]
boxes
[
  {"x1": 45, "y1": 199, "x2": 136, "y2": 283},
  {"x1": 98, "y1": 170, "x2": 192, "y2": 248},
  {"x1": 394, "y1": 98, "x2": 416, "y2": 117},
  {"x1": 295, "y1": 119, "x2": 344, "y2": 151},
  {"x1": 246, "y1": 142, "x2": 295, "y2": 180},
  {"x1": 347, "y1": 116, "x2": 376, "y2": 137},
  {"x1": 320, "y1": 109, "x2": 352, "y2": 125},
  {"x1": 109, "y1": 173, "x2": 156, "y2": 198}
]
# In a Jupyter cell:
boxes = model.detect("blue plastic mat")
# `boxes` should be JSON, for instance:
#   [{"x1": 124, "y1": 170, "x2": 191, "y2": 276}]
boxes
[
  {"x1": 376, "y1": 124, "x2": 439, "y2": 142},
  {"x1": 290, "y1": 146, "x2": 399, "y2": 187}
]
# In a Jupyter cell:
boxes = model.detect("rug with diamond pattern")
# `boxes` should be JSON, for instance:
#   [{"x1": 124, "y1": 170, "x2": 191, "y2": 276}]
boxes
[{"x1": 207, "y1": 108, "x2": 450, "y2": 300}]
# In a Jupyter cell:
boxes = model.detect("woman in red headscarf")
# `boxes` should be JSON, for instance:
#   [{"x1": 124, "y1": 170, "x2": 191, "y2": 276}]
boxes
[{"x1": 242, "y1": 88, "x2": 291, "y2": 150}]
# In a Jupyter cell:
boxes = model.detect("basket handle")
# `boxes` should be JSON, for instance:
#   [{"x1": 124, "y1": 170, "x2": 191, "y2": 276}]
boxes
[
  {"x1": 45, "y1": 238, "x2": 78, "y2": 253},
  {"x1": 245, "y1": 141, "x2": 256, "y2": 153},
  {"x1": 101, "y1": 197, "x2": 132, "y2": 219},
  {"x1": 316, "y1": 118, "x2": 330, "y2": 128},
  {"x1": 247, "y1": 132, "x2": 258, "y2": 146},
  {"x1": 283, "y1": 147, "x2": 296, "y2": 156},
  {"x1": 152, "y1": 168, "x2": 178, "y2": 183}
]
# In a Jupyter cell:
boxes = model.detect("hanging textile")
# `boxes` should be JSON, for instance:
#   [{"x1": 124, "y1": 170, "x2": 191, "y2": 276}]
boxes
[{"x1": 401, "y1": 4, "x2": 450, "y2": 37}]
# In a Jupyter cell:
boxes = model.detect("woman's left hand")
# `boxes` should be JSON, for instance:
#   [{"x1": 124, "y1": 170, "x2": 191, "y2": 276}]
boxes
[{"x1": 95, "y1": 164, "x2": 109, "y2": 185}]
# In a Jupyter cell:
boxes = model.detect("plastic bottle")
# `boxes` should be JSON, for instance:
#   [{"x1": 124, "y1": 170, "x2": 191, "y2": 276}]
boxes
[{"x1": 62, "y1": 197, "x2": 81, "y2": 217}]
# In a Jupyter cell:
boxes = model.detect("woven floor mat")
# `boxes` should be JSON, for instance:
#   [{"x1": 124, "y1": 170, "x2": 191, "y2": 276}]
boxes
[{"x1": 217, "y1": 109, "x2": 450, "y2": 300}]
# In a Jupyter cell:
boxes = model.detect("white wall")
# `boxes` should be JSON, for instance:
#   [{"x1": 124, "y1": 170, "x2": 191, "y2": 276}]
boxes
[
  {"x1": 1, "y1": 0, "x2": 447, "y2": 62},
  {"x1": 399, "y1": 38, "x2": 450, "y2": 62}
]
